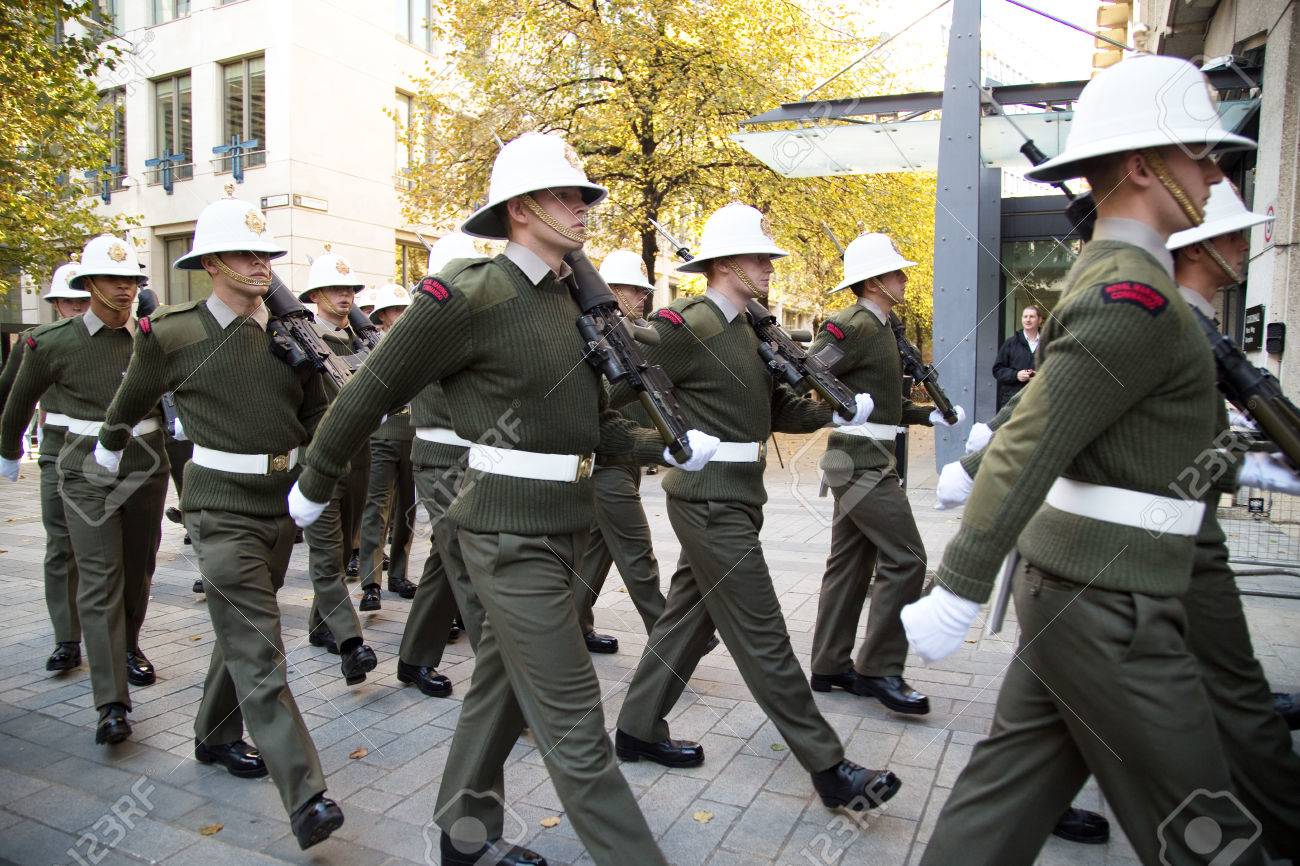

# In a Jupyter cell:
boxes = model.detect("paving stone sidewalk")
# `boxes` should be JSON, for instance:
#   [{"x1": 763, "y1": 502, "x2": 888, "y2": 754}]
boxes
[{"x1": 0, "y1": 428, "x2": 1296, "y2": 865}]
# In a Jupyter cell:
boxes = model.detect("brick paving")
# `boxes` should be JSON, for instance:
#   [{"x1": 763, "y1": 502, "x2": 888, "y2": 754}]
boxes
[{"x1": 0, "y1": 427, "x2": 1296, "y2": 865}]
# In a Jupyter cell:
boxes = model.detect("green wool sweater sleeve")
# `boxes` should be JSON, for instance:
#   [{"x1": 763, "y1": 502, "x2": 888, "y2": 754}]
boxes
[
  {"x1": 607, "y1": 316, "x2": 699, "y2": 410},
  {"x1": 901, "y1": 399, "x2": 934, "y2": 427},
  {"x1": 299, "y1": 372, "x2": 329, "y2": 439},
  {"x1": 594, "y1": 387, "x2": 669, "y2": 466},
  {"x1": 771, "y1": 383, "x2": 833, "y2": 433},
  {"x1": 0, "y1": 334, "x2": 28, "y2": 414},
  {"x1": 937, "y1": 282, "x2": 1179, "y2": 602},
  {"x1": 101, "y1": 330, "x2": 167, "y2": 451},
  {"x1": 0, "y1": 340, "x2": 53, "y2": 459},
  {"x1": 299, "y1": 291, "x2": 472, "y2": 501}
]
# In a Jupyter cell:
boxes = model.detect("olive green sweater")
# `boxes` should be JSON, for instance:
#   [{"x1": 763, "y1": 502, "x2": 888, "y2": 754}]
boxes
[
  {"x1": 0, "y1": 327, "x2": 72, "y2": 463},
  {"x1": 937, "y1": 241, "x2": 1220, "y2": 601},
  {"x1": 611, "y1": 295, "x2": 832, "y2": 505},
  {"x1": 1, "y1": 315, "x2": 166, "y2": 479},
  {"x1": 811, "y1": 301, "x2": 933, "y2": 471},
  {"x1": 298, "y1": 254, "x2": 664, "y2": 535},
  {"x1": 100, "y1": 301, "x2": 329, "y2": 516}
]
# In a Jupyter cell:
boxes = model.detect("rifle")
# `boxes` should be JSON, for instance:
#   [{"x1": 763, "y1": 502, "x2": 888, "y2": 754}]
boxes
[
  {"x1": 565, "y1": 249, "x2": 694, "y2": 463},
  {"x1": 649, "y1": 219, "x2": 857, "y2": 419},
  {"x1": 348, "y1": 305, "x2": 381, "y2": 353},
  {"x1": 136, "y1": 289, "x2": 181, "y2": 435},
  {"x1": 820, "y1": 223, "x2": 958, "y2": 424},
  {"x1": 263, "y1": 273, "x2": 354, "y2": 393}
]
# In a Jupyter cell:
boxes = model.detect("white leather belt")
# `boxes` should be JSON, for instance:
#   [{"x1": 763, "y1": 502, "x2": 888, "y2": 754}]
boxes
[
  {"x1": 43, "y1": 412, "x2": 72, "y2": 428},
  {"x1": 416, "y1": 427, "x2": 473, "y2": 448},
  {"x1": 1045, "y1": 477, "x2": 1205, "y2": 537},
  {"x1": 836, "y1": 422, "x2": 904, "y2": 440},
  {"x1": 191, "y1": 444, "x2": 299, "y2": 475},
  {"x1": 709, "y1": 441, "x2": 766, "y2": 463},
  {"x1": 468, "y1": 443, "x2": 594, "y2": 482},
  {"x1": 65, "y1": 417, "x2": 161, "y2": 438}
]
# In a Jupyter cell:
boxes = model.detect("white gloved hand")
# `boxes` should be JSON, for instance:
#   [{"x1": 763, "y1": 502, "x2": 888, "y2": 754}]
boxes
[
  {"x1": 93, "y1": 442, "x2": 122, "y2": 474},
  {"x1": 901, "y1": 586, "x2": 981, "y2": 663},
  {"x1": 1237, "y1": 451, "x2": 1300, "y2": 495},
  {"x1": 1227, "y1": 408, "x2": 1258, "y2": 431},
  {"x1": 935, "y1": 461, "x2": 974, "y2": 510},
  {"x1": 965, "y1": 421, "x2": 992, "y2": 454},
  {"x1": 665, "y1": 429, "x2": 720, "y2": 472},
  {"x1": 0, "y1": 457, "x2": 19, "y2": 482},
  {"x1": 930, "y1": 404, "x2": 967, "y2": 428},
  {"x1": 832, "y1": 393, "x2": 875, "y2": 427},
  {"x1": 172, "y1": 417, "x2": 187, "y2": 441},
  {"x1": 288, "y1": 481, "x2": 329, "y2": 527}
]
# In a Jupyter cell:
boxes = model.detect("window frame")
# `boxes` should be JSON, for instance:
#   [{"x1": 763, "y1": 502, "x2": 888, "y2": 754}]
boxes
[
  {"x1": 152, "y1": 72, "x2": 194, "y2": 183},
  {"x1": 217, "y1": 54, "x2": 267, "y2": 173},
  {"x1": 150, "y1": 0, "x2": 190, "y2": 26}
]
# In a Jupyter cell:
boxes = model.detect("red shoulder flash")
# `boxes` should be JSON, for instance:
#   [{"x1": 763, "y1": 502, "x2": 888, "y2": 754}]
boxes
[
  {"x1": 138, "y1": 317, "x2": 152, "y2": 334},
  {"x1": 1100, "y1": 281, "x2": 1167, "y2": 316},
  {"x1": 24, "y1": 336, "x2": 36, "y2": 350},
  {"x1": 416, "y1": 276, "x2": 451, "y2": 303},
  {"x1": 656, "y1": 309, "x2": 684, "y2": 326},
  {"x1": 825, "y1": 322, "x2": 846, "y2": 341}
]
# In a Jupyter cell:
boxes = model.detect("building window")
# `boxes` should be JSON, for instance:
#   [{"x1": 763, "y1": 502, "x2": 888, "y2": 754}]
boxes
[
  {"x1": 395, "y1": 0, "x2": 433, "y2": 51},
  {"x1": 151, "y1": 0, "x2": 189, "y2": 24},
  {"x1": 101, "y1": 87, "x2": 127, "y2": 190},
  {"x1": 153, "y1": 73, "x2": 194, "y2": 182},
  {"x1": 218, "y1": 55, "x2": 267, "y2": 172},
  {"x1": 163, "y1": 235, "x2": 212, "y2": 304},
  {"x1": 395, "y1": 240, "x2": 427, "y2": 285},
  {"x1": 93, "y1": 0, "x2": 124, "y2": 36}
]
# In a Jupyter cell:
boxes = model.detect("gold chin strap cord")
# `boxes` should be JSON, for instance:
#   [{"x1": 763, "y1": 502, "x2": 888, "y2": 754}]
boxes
[
  {"x1": 870, "y1": 276, "x2": 904, "y2": 308},
  {"x1": 1140, "y1": 148, "x2": 1206, "y2": 227},
  {"x1": 521, "y1": 194, "x2": 586, "y2": 243},
  {"x1": 722, "y1": 258, "x2": 764, "y2": 299},
  {"x1": 206, "y1": 253, "x2": 272, "y2": 289},
  {"x1": 84, "y1": 276, "x2": 128, "y2": 312},
  {"x1": 1199, "y1": 239, "x2": 1244, "y2": 284},
  {"x1": 312, "y1": 291, "x2": 345, "y2": 320},
  {"x1": 612, "y1": 286, "x2": 646, "y2": 318}
]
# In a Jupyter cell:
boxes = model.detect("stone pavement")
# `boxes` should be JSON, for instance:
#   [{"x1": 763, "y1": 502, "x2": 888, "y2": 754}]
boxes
[{"x1": 0, "y1": 428, "x2": 1296, "y2": 866}]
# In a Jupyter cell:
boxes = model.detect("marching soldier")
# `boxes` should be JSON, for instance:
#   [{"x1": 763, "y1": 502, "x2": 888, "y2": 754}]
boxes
[
  {"x1": 574, "y1": 249, "x2": 667, "y2": 653},
  {"x1": 807, "y1": 232, "x2": 962, "y2": 715},
  {"x1": 902, "y1": 56, "x2": 1270, "y2": 865},
  {"x1": 0, "y1": 262, "x2": 90, "y2": 673},
  {"x1": 611, "y1": 203, "x2": 903, "y2": 815},
  {"x1": 297, "y1": 248, "x2": 377, "y2": 680},
  {"x1": 290, "y1": 132, "x2": 718, "y2": 865},
  {"x1": 96, "y1": 191, "x2": 344, "y2": 849},
  {"x1": 355, "y1": 283, "x2": 418, "y2": 607},
  {"x1": 1, "y1": 235, "x2": 170, "y2": 745}
]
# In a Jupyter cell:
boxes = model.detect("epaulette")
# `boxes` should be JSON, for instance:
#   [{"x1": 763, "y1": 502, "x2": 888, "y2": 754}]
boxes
[
  {"x1": 145, "y1": 300, "x2": 208, "y2": 353},
  {"x1": 823, "y1": 304, "x2": 874, "y2": 342},
  {"x1": 24, "y1": 316, "x2": 76, "y2": 349},
  {"x1": 424, "y1": 255, "x2": 512, "y2": 314},
  {"x1": 659, "y1": 295, "x2": 723, "y2": 340}
]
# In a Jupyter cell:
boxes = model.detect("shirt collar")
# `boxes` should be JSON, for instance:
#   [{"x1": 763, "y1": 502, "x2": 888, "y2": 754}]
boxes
[
  {"x1": 1091, "y1": 217, "x2": 1175, "y2": 279},
  {"x1": 82, "y1": 307, "x2": 135, "y2": 336},
  {"x1": 704, "y1": 289, "x2": 741, "y2": 323},
  {"x1": 1178, "y1": 286, "x2": 1217, "y2": 319},
  {"x1": 207, "y1": 292, "x2": 269, "y2": 331},
  {"x1": 856, "y1": 296, "x2": 888, "y2": 324},
  {"x1": 504, "y1": 242, "x2": 573, "y2": 286}
]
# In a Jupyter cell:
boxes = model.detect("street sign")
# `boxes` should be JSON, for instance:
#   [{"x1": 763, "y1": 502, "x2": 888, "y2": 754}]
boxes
[{"x1": 1243, "y1": 304, "x2": 1265, "y2": 351}]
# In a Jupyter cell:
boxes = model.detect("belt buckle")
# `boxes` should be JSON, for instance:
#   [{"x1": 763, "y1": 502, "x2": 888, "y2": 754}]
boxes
[
  {"x1": 269, "y1": 452, "x2": 290, "y2": 473},
  {"x1": 576, "y1": 454, "x2": 594, "y2": 480},
  {"x1": 758, "y1": 440, "x2": 768, "y2": 461}
]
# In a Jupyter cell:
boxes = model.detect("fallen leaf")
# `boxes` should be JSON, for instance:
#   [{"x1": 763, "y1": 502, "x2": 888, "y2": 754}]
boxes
[
  {"x1": 539, "y1": 816, "x2": 561, "y2": 829},
  {"x1": 348, "y1": 747, "x2": 368, "y2": 760},
  {"x1": 199, "y1": 823, "x2": 222, "y2": 836},
  {"x1": 692, "y1": 810, "x2": 713, "y2": 823},
  {"x1": 189, "y1": 635, "x2": 202, "y2": 641},
  {"x1": 770, "y1": 743, "x2": 786, "y2": 752}
]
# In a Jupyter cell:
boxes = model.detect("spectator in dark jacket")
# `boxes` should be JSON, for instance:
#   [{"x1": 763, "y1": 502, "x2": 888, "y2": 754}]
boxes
[{"x1": 992, "y1": 304, "x2": 1043, "y2": 409}]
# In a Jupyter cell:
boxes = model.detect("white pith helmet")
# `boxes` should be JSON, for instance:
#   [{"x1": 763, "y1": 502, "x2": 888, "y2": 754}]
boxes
[
  {"x1": 461, "y1": 132, "x2": 607, "y2": 240},
  {"x1": 828, "y1": 232, "x2": 916, "y2": 294},
  {"x1": 1025, "y1": 55, "x2": 1255, "y2": 183},
  {"x1": 300, "y1": 244, "x2": 364, "y2": 301},
  {"x1": 427, "y1": 232, "x2": 484, "y2": 275},
  {"x1": 1167, "y1": 180, "x2": 1273, "y2": 250},
  {"x1": 354, "y1": 287, "x2": 377, "y2": 310},
  {"x1": 676, "y1": 203, "x2": 787, "y2": 274},
  {"x1": 173, "y1": 187, "x2": 285, "y2": 270},
  {"x1": 44, "y1": 262, "x2": 91, "y2": 301},
  {"x1": 71, "y1": 235, "x2": 145, "y2": 288},
  {"x1": 369, "y1": 283, "x2": 412, "y2": 323},
  {"x1": 599, "y1": 249, "x2": 655, "y2": 291}
]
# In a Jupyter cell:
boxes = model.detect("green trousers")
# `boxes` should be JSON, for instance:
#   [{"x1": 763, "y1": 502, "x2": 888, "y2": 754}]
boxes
[
  {"x1": 400, "y1": 464, "x2": 473, "y2": 667},
  {"x1": 343, "y1": 444, "x2": 370, "y2": 557},
  {"x1": 61, "y1": 467, "x2": 168, "y2": 710},
  {"x1": 38, "y1": 454, "x2": 79, "y2": 644},
  {"x1": 617, "y1": 497, "x2": 844, "y2": 774},
  {"x1": 811, "y1": 466, "x2": 926, "y2": 677},
  {"x1": 1182, "y1": 539, "x2": 1300, "y2": 859},
  {"x1": 435, "y1": 528, "x2": 666, "y2": 865},
  {"x1": 921, "y1": 561, "x2": 1267, "y2": 866},
  {"x1": 359, "y1": 437, "x2": 414, "y2": 588},
  {"x1": 305, "y1": 473, "x2": 363, "y2": 645},
  {"x1": 186, "y1": 509, "x2": 327, "y2": 816},
  {"x1": 164, "y1": 438, "x2": 192, "y2": 496},
  {"x1": 576, "y1": 465, "x2": 665, "y2": 636}
]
